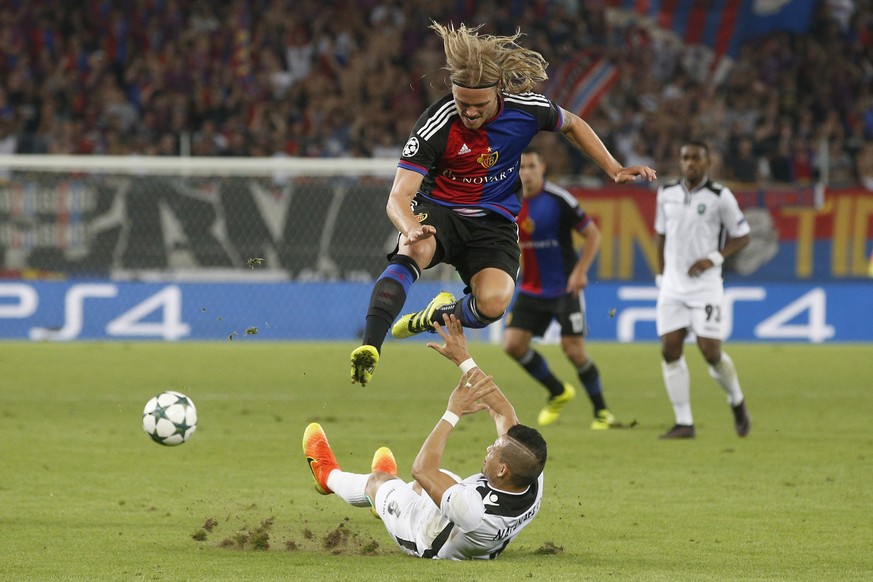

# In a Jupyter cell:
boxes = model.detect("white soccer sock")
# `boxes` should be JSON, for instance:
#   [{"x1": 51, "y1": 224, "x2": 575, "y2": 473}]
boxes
[
  {"x1": 708, "y1": 351, "x2": 744, "y2": 406},
  {"x1": 662, "y1": 356, "x2": 693, "y2": 426},
  {"x1": 326, "y1": 470, "x2": 371, "y2": 507}
]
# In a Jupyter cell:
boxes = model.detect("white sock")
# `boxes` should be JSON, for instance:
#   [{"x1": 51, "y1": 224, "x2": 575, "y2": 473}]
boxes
[
  {"x1": 326, "y1": 470, "x2": 371, "y2": 507},
  {"x1": 662, "y1": 356, "x2": 693, "y2": 426},
  {"x1": 708, "y1": 351, "x2": 744, "y2": 406}
]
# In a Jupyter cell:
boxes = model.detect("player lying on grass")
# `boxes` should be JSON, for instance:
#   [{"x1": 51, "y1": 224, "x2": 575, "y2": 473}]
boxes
[{"x1": 304, "y1": 314, "x2": 547, "y2": 559}]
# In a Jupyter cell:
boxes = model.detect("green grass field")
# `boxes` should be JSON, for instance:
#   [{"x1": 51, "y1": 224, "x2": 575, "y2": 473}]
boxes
[{"x1": 2, "y1": 341, "x2": 871, "y2": 581}]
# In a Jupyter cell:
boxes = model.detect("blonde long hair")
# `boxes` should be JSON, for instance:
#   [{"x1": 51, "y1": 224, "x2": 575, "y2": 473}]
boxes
[{"x1": 430, "y1": 22, "x2": 549, "y2": 94}]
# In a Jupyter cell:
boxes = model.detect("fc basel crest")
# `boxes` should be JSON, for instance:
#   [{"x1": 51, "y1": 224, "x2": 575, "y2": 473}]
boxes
[
  {"x1": 477, "y1": 148, "x2": 499, "y2": 169},
  {"x1": 520, "y1": 216, "x2": 535, "y2": 234}
]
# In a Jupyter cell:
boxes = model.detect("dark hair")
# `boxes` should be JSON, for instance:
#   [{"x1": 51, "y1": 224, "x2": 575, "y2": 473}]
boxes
[
  {"x1": 682, "y1": 140, "x2": 709, "y2": 154},
  {"x1": 505, "y1": 424, "x2": 547, "y2": 486}
]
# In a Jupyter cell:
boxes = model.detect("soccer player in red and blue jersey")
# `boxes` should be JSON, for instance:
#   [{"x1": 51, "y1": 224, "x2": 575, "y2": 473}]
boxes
[
  {"x1": 503, "y1": 149, "x2": 616, "y2": 428},
  {"x1": 350, "y1": 22, "x2": 656, "y2": 386}
]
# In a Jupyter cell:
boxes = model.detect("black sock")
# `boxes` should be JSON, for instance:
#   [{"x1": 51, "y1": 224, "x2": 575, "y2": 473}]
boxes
[
  {"x1": 362, "y1": 256, "x2": 418, "y2": 351},
  {"x1": 517, "y1": 349, "x2": 565, "y2": 397},
  {"x1": 578, "y1": 361, "x2": 607, "y2": 413},
  {"x1": 363, "y1": 278, "x2": 403, "y2": 352}
]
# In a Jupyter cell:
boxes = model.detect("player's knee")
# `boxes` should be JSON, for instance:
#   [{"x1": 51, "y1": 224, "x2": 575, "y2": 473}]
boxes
[
  {"x1": 661, "y1": 344, "x2": 683, "y2": 362},
  {"x1": 474, "y1": 291, "x2": 511, "y2": 319},
  {"x1": 560, "y1": 338, "x2": 586, "y2": 363},
  {"x1": 503, "y1": 338, "x2": 525, "y2": 359},
  {"x1": 397, "y1": 241, "x2": 435, "y2": 270},
  {"x1": 700, "y1": 347, "x2": 721, "y2": 365},
  {"x1": 365, "y1": 472, "x2": 396, "y2": 500}
]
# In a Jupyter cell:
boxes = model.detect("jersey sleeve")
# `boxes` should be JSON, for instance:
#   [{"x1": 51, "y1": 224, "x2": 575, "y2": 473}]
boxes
[
  {"x1": 566, "y1": 197, "x2": 591, "y2": 233},
  {"x1": 719, "y1": 187, "x2": 751, "y2": 238},
  {"x1": 398, "y1": 97, "x2": 452, "y2": 176},
  {"x1": 542, "y1": 100, "x2": 563, "y2": 132},
  {"x1": 654, "y1": 186, "x2": 666, "y2": 235},
  {"x1": 440, "y1": 482, "x2": 485, "y2": 533}
]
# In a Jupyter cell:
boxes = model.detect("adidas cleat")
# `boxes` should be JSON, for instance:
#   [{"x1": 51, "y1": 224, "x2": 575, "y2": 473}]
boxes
[
  {"x1": 350, "y1": 345, "x2": 379, "y2": 387},
  {"x1": 591, "y1": 408, "x2": 616, "y2": 430},
  {"x1": 391, "y1": 291, "x2": 456, "y2": 339},
  {"x1": 537, "y1": 383, "x2": 576, "y2": 426}
]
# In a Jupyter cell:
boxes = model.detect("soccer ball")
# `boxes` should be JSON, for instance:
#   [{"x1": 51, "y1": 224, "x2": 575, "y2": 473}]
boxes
[{"x1": 142, "y1": 391, "x2": 198, "y2": 446}]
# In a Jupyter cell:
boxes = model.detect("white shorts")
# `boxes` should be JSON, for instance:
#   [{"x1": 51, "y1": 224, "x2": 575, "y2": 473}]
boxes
[
  {"x1": 656, "y1": 287, "x2": 724, "y2": 339},
  {"x1": 373, "y1": 475, "x2": 457, "y2": 558}
]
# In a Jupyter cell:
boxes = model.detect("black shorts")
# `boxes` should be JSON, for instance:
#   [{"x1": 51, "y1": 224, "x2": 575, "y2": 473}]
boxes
[
  {"x1": 388, "y1": 197, "x2": 520, "y2": 288},
  {"x1": 505, "y1": 291, "x2": 589, "y2": 338}
]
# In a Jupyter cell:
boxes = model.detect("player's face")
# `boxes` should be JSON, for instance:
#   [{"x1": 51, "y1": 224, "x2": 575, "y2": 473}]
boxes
[
  {"x1": 452, "y1": 85, "x2": 500, "y2": 130},
  {"x1": 679, "y1": 145, "x2": 710, "y2": 185},
  {"x1": 482, "y1": 436, "x2": 506, "y2": 478},
  {"x1": 519, "y1": 153, "x2": 546, "y2": 198}
]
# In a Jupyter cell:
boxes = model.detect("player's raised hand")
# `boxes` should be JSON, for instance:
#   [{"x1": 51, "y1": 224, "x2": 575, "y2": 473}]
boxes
[
  {"x1": 447, "y1": 371, "x2": 495, "y2": 417},
  {"x1": 403, "y1": 225, "x2": 437, "y2": 245},
  {"x1": 428, "y1": 314, "x2": 470, "y2": 366},
  {"x1": 614, "y1": 165, "x2": 657, "y2": 183}
]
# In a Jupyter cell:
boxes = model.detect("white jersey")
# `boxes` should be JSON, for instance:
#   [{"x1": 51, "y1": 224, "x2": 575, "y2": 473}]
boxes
[
  {"x1": 374, "y1": 470, "x2": 544, "y2": 560},
  {"x1": 655, "y1": 177, "x2": 750, "y2": 297}
]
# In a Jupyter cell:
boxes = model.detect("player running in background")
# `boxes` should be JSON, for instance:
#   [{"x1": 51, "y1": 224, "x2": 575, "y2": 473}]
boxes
[
  {"x1": 306, "y1": 315, "x2": 547, "y2": 560},
  {"x1": 503, "y1": 148, "x2": 615, "y2": 429},
  {"x1": 655, "y1": 141, "x2": 751, "y2": 439},
  {"x1": 350, "y1": 22, "x2": 656, "y2": 386}
]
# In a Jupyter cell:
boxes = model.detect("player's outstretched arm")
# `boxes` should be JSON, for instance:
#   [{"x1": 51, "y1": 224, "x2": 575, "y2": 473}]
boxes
[
  {"x1": 411, "y1": 372, "x2": 496, "y2": 507},
  {"x1": 428, "y1": 314, "x2": 520, "y2": 435},
  {"x1": 559, "y1": 109, "x2": 657, "y2": 184}
]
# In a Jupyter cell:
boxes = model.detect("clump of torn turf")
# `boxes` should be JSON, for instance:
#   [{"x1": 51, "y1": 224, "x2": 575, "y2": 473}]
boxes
[
  {"x1": 192, "y1": 517, "x2": 220, "y2": 541},
  {"x1": 208, "y1": 515, "x2": 379, "y2": 555},
  {"x1": 534, "y1": 541, "x2": 565, "y2": 555},
  {"x1": 323, "y1": 523, "x2": 349, "y2": 550},
  {"x1": 218, "y1": 517, "x2": 274, "y2": 550}
]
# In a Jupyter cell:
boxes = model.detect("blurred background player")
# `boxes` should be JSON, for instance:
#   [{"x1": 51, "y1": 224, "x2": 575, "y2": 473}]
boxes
[
  {"x1": 655, "y1": 141, "x2": 751, "y2": 439},
  {"x1": 306, "y1": 315, "x2": 547, "y2": 560},
  {"x1": 351, "y1": 22, "x2": 656, "y2": 386},
  {"x1": 503, "y1": 148, "x2": 615, "y2": 429}
]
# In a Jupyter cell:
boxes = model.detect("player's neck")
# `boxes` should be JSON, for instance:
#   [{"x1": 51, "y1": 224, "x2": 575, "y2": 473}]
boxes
[
  {"x1": 683, "y1": 175, "x2": 707, "y2": 191},
  {"x1": 488, "y1": 477, "x2": 529, "y2": 494},
  {"x1": 524, "y1": 179, "x2": 546, "y2": 198}
]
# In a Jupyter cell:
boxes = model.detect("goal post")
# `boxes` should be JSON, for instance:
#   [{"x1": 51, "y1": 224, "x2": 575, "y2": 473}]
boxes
[{"x1": 0, "y1": 154, "x2": 407, "y2": 282}]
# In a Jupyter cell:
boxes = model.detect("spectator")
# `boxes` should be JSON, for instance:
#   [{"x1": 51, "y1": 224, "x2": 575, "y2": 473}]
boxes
[
  {"x1": 727, "y1": 136, "x2": 760, "y2": 184},
  {"x1": 0, "y1": 0, "x2": 868, "y2": 189},
  {"x1": 857, "y1": 140, "x2": 873, "y2": 190}
]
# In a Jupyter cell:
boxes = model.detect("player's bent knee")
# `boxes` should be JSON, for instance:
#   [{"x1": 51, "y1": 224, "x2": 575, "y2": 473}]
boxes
[
  {"x1": 366, "y1": 472, "x2": 399, "y2": 500},
  {"x1": 503, "y1": 340, "x2": 525, "y2": 359},
  {"x1": 475, "y1": 294, "x2": 510, "y2": 320}
]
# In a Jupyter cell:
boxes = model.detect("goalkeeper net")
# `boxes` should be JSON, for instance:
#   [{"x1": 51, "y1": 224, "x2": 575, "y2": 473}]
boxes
[{"x1": 0, "y1": 155, "x2": 414, "y2": 282}]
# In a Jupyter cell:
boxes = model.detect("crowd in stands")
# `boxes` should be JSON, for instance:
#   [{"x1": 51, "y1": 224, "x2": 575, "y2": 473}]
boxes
[{"x1": 1, "y1": 0, "x2": 872, "y2": 189}]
